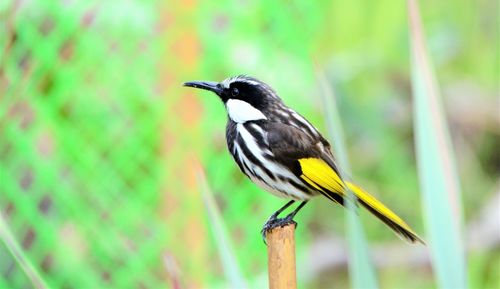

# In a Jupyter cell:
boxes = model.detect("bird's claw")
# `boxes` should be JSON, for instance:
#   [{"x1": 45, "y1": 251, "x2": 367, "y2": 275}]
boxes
[{"x1": 261, "y1": 213, "x2": 297, "y2": 245}]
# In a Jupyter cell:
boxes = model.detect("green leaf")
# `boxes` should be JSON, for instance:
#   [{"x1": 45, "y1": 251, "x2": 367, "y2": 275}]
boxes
[
  {"x1": 408, "y1": 0, "x2": 467, "y2": 288},
  {"x1": 197, "y1": 169, "x2": 249, "y2": 289},
  {"x1": 316, "y1": 69, "x2": 378, "y2": 289},
  {"x1": 0, "y1": 214, "x2": 49, "y2": 289}
]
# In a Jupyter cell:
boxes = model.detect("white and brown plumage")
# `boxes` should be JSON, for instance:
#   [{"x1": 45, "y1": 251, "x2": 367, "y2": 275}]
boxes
[{"x1": 184, "y1": 75, "x2": 424, "y2": 244}]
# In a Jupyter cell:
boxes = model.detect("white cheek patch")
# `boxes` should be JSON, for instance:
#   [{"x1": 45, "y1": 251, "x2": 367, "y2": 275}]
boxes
[{"x1": 226, "y1": 99, "x2": 267, "y2": 123}]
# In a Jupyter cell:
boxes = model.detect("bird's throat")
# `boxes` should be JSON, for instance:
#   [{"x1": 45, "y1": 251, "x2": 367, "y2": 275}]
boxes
[{"x1": 226, "y1": 99, "x2": 267, "y2": 123}]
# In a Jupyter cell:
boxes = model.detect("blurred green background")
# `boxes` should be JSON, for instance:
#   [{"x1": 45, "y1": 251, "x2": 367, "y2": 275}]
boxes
[{"x1": 0, "y1": 0, "x2": 498, "y2": 288}]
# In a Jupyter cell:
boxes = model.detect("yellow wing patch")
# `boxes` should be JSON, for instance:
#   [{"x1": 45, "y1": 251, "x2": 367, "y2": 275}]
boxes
[{"x1": 298, "y1": 158, "x2": 344, "y2": 194}]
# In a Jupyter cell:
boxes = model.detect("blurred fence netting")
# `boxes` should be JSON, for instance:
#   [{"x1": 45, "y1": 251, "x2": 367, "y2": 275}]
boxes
[
  {"x1": 0, "y1": 1, "x2": 174, "y2": 288},
  {"x1": 0, "y1": 1, "x2": 296, "y2": 288}
]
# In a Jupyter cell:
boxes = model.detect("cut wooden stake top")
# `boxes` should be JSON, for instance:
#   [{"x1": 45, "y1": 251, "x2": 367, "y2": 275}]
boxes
[{"x1": 266, "y1": 223, "x2": 297, "y2": 289}]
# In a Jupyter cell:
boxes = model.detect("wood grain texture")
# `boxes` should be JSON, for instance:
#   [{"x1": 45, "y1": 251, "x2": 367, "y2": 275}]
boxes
[{"x1": 266, "y1": 224, "x2": 297, "y2": 289}]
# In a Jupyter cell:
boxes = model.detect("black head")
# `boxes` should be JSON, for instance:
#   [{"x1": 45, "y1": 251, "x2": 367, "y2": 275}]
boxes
[{"x1": 183, "y1": 75, "x2": 281, "y2": 111}]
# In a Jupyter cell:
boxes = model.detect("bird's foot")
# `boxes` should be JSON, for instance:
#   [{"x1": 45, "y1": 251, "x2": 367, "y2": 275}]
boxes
[{"x1": 261, "y1": 213, "x2": 297, "y2": 244}]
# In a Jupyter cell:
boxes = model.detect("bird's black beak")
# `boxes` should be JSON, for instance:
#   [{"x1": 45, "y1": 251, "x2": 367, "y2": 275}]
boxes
[{"x1": 183, "y1": 80, "x2": 223, "y2": 95}]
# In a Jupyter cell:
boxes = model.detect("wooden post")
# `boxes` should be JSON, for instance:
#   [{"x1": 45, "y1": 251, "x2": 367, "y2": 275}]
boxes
[{"x1": 266, "y1": 224, "x2": 297, "y2": 289}]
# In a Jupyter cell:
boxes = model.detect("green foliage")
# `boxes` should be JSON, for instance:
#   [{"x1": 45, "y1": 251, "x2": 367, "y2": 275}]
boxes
[
  {"x1": 198, "y1": 171, "x2": 247, "y2": 289},
  {"x1": 318, "y1": 71, "x2": 378, "y2": 288},
  {"x1": 409, "y1": 1, "x2": 467, "y2": 288}
]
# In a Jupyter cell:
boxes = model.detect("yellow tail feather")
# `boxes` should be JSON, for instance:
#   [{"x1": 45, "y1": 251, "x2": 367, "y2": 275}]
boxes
[
  {"x1": 298, "y1": 158, "x2": 424, "y2": 244},
  {"x1": 346, "y1": 182, "x2": 424, "y2": 244}
]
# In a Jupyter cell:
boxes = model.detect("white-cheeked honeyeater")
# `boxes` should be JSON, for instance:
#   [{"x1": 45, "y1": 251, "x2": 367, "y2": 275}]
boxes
[{"x1": 184, "y1": 75, "x2": 424, "y2": 244}]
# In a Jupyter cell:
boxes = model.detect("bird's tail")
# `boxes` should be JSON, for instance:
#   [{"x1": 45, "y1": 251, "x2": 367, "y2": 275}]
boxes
[
  {"x1": 298, "y1": 157, "x2": 424, "y2": 244},
  {"x1": 345, "y1": 181, "x2": 425, "y2": 244}
]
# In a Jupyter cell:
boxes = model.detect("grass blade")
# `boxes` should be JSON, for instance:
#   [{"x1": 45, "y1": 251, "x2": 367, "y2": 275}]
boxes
[
  {"x1": 197, "y1": 168, "x2": 248, "y2": 289},
  {"x1": 408, "y1": 0, "x2": 467, "y2": 288},
  {"x1": 316, "y1": 69, "x2": 378, "y2": 289},
  {"x1": 0, "y1": 213, "x2": 49, "y2": 289}
]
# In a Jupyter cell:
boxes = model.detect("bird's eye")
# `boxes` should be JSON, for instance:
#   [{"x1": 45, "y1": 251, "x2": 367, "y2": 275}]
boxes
[{"x1": 231, "y1": 87, "x2": 239, "y2": 96}]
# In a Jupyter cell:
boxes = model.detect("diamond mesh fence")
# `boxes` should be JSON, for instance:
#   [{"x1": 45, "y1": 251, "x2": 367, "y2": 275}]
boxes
[
  {"x1": 0, "y1": 1, "x2": 317, "y2": 288},
  {"x1": 1, "y1": 2, "x2": 170, "y2": 288}
]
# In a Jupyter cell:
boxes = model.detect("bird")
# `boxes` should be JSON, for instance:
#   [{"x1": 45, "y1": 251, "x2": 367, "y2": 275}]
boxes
[{"x1": 184, "y1": 75, "x2": 424, "y2": 244}]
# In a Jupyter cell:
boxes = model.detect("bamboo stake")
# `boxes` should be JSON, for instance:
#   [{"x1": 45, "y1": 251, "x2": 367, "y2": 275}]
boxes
[{"x1": 266, "y1": 223, "x2": 297, "y2": 289}]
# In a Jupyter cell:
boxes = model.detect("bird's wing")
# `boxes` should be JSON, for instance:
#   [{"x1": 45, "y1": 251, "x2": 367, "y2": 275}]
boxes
[
  {"x1": 266, "y1": 122, "x2": 345, "y2": 204},
  {"x1": 267, "y1": 122, "x2": 424, "y2": 243}
]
